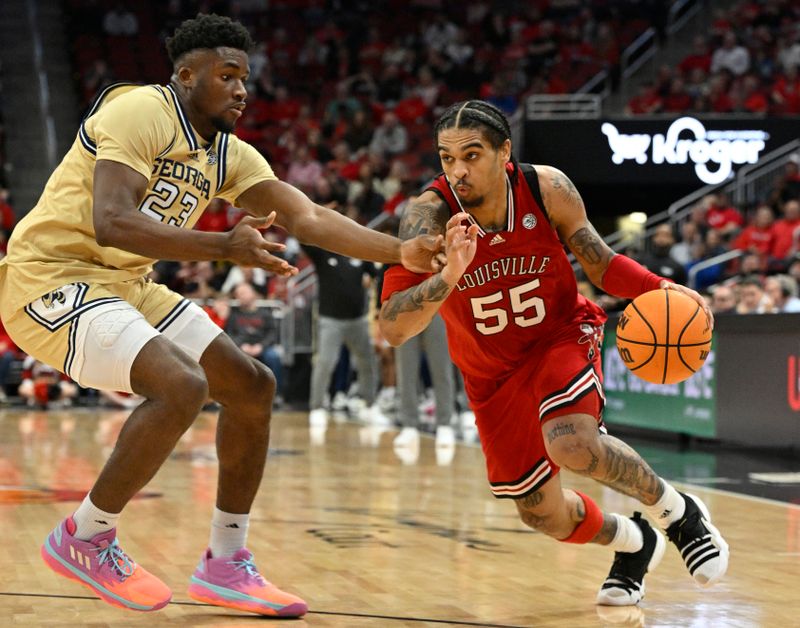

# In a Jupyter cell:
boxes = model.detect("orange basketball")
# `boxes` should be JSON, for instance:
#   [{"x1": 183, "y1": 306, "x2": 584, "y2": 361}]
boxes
[{"x1": 616, "y1": 289, "x2": 712, "y2": 385}]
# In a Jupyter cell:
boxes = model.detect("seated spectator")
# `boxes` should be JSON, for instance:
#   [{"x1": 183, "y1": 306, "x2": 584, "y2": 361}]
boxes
[
  {"x1": 102, "y1": 2, "x2": 138, "y2": 37},
  {"x1": 769, "y1": 156, "x2": 800, "y2": 206},
  {"x1": 687, "y1": 229, "x2": 727, "y2": 290},
  {"x1": 731, "y1": 204, "x2": 775, "y2": 267},
  {"x1": 679, "y1": 36, "x2": 712, "y2": 75},
  {"x1": 771, "y1": 64, "x2": 800, "y2": 115},
  {"x1": 625, "y1": 82, "x2": 662, "y2": 115},
  {"x1": 637, "y1": 224, "x2": 687, "y2": 284},
  {"x1": 663, "y1": 77, "x2": 693, "y2": 112},
  {"x1": 711, "y1": 32, "x2": 750, "y2": 77},
  {"x1": 0, "y1": 318, "x2": 18, "y2": 403},
  {"x1": 286, "y1": 145, "x2": 323, "y2": 195},
  {"x1": 770, "y1": 199, "x2": 800, "y2": 263},
  {"x1": 225, "y1": 282, "x2": 284, "y2": 399},
  {"x1": 736, "y1": 74, "x2": 769, "y2": 114},
  {"x1": 173, "y1": 261, "x2": 218, "y2": 300},
  {"x1": 342, "y1": 109, "x2": 375, "y2": 154},
  {"x1": 710, "y1": 284, "x2": 738, "y2": 315},
  {"x1": 671, "y1": 220, "x2": 701, "y2": 266},
  {"x1": 194, "y1": 199, "x2": 232, "y2": 233},
  {"x1": 764, "y1": 275, "x2": 800, "y2": 313},
  {"x1": 413, "y1": 66, "x2": 442, "y2": 110},
  {"x1": 18, "y1": 357, "x2": 78, "y2": 409},
  {"x1": 703, "y1": 193, "x2": 744, "y2": 237},
  {"x1": 736, "y1": 275, "x2": 774, "y2": 314},
  {"x1": 369, "y1": 111, "x2": 409, "y2": 158}
]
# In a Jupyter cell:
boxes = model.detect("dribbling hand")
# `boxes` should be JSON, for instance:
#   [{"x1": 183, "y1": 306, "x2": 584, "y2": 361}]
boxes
[
  {"x1": 224, "y1": 212, "x2": 299, "y2": 277},
  {"x1": 660, "y1": 280, "x2": 714, "y2": 331}
]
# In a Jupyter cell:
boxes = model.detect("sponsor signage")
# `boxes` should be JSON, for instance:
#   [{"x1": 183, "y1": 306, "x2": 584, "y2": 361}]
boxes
[
  {"x1": 524, "y1": 117, "x2": 798, "y2": 187},
  {"x1": 602, "y1": 323, "x2": 717, "y2": 437},
  {"x1": 599, "y1": 313, "x2": 800, "y2": 447}
]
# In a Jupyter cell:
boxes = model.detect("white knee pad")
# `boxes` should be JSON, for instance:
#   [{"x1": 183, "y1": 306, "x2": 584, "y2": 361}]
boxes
[
  {"x1": 159, "y1": 301, "x2": 222, "y2": 363},
  {"x1": 70, "y1": 305, "x2": 159, "y2": 393}
]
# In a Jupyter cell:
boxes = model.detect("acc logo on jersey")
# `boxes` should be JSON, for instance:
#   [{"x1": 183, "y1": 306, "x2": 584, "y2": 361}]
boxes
[
  {"x1": 522, "y1": 213, "x2": 537, "y2": 229},
  {"x1": 207, "y1": 149, "x2": 218, "y2": 165}
]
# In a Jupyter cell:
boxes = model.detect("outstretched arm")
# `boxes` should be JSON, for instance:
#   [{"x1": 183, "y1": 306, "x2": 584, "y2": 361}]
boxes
[
  {"x1": 236, "y1": 179, "x2": 444, "y2": 273},
  {"x1": 379, "y1": 192, "x2": 477, "y2": 346},
  {"x1": 92, "y1": 160, "x2": 294, "y2": 274},
  {"x1": 537, "y1": 165, "x2": 713, "y2": 326}
]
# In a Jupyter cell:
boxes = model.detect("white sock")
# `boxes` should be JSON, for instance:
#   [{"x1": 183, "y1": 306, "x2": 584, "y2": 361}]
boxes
[
  {"x1": 644, "y1": 479, "x2": 686, "y2": 529},
  {"x1": 607, "y1": 513, "x2": 644, "y2": 553},
  {"x1": 72, "y1": 494, "x2": 120, "y2": 541},
  {"x1": 209, "y1": 508, "x2": 250, "y2": 558}
]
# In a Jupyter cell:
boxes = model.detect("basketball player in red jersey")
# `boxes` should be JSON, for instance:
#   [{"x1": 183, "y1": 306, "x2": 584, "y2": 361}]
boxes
[{"x1": 379, "y1": 101, "x2": 729, "y2": 606}]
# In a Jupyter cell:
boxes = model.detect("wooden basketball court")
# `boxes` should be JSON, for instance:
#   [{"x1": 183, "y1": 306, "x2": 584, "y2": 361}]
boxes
[{"x1": 1, "y1": 406, "x2": 798, "y2": 627}]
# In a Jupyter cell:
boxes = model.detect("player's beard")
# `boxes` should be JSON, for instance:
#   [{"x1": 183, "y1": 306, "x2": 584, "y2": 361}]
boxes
[
  {"x1": 459, "y1": 193, "x2": 485, "y2": 208},
  {"x1": 210, "y1": 115, "x2": 236, "y2": 134}
]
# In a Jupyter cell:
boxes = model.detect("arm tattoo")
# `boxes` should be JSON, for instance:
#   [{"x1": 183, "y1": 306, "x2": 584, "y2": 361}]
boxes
[
  {"x1": 380, "y1": 274, "x2": 452, "y2": 321},
  {"x1": 550, "y1": 171, "x2": 581, "y2": 205},
  {"x1": 568, "y1": 226, "x2": 610, "y2": 266},
  {"x1": 397, "y1": 200, "x2": 449, "y2": 241}
]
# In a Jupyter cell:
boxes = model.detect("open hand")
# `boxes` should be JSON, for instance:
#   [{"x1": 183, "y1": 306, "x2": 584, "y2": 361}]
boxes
[
  {"x1": 441, "y1": 212, "x2": 479, "y2": 286},
  {"x1": 225, "y1": 212, "x2": 298, "y2": 276}
]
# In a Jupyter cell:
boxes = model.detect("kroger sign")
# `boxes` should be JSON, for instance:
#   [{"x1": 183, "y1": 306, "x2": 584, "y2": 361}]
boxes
[{"x1": 601, "y1": 117, "x2": 769, "y2": 185}]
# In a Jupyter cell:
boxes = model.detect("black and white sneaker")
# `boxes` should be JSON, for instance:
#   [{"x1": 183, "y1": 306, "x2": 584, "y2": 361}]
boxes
[
  {"x1": 597, "y1": 512, "x2": 666, "y2": 606},
  {"x1": 666, "y1": 493, "x2": 729, "y2": 587}
]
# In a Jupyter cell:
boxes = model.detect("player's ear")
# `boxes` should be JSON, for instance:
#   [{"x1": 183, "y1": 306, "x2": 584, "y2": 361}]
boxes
[
  {"x1": 499, "y1": 139, "x2": 511, "y2": 163},
  {"x1": 176, "y1": 65, "x2": 195, "y2": 88}
]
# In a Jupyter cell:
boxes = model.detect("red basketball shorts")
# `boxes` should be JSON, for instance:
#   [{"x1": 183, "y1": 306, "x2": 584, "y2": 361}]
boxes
[{"x1": 466, "y1": 322, "x2": 606, "y2": 500}]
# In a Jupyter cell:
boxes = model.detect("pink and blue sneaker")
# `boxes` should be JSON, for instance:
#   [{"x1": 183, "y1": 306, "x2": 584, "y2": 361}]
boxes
[
  {"x1": 41, "y1": 517, "x2": 172, "y2": 611},
  {"x1": 188, "y1": 548, "x2": 307, "y2": 617}
]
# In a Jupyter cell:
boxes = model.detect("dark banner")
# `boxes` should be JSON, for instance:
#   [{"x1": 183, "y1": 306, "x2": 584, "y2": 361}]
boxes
[
  {"x1": 715, "y1": 314, "x2": 800, "y2": 448},
  {"x1": 524, "y1": 116, "x2": 800, "y2": 188},
  {"x1": 600, "y1": 313, "x2": 800, "y2": 448}
]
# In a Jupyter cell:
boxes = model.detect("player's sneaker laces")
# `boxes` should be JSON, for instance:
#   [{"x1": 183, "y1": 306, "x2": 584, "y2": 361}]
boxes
[
  {"x1": 597, "y1": 512, "x2": 666, "y2": 606},
  {"x1": 666, "y1": 493, "x2": 729, "y2": 586},
  {"x1": 188, "y1": 548, "x2": 307, "y2": 617},
  {"x1": 40, "y1": 517, "x2": 171, "y2": 611}
]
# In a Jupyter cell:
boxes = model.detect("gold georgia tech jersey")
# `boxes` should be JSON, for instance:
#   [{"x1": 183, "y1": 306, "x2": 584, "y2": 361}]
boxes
[{"x1": 0, "y1": 83, "x2": 276, "y2": 311}]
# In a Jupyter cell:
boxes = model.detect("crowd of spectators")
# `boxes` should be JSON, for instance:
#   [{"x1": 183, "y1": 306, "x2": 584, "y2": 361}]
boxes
[
  {"x1": 586, "y1": 156, "x2": 800, "y2": 318},
  {"x1": 3, "y1": 1, "x2": 800, "y2": 409},
  {"x1": 627, "y1": 0, "x2": 800, "y2": 116}
]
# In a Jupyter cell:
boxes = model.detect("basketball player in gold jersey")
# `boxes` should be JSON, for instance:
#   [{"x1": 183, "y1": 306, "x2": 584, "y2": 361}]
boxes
[{"x1": 0, "y1": 14, "x2": 444, "y2": 616}]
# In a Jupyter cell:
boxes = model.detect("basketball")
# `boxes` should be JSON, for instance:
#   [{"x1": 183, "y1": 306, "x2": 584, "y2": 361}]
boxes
[{"x1": 616, "y1": 289, "x2": 712, "y2": 385}]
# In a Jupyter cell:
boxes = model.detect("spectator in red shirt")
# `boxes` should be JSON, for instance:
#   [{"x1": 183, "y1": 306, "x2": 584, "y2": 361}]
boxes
[
  {"x1": 625, "y1": 82, "x2": 662, "y2": 114},
  {"x1": 703, "y1": 193, "x2": 744, "y2": 236},
  {"x1": 0, "y1": 186, "x2": 15, "y2": 236},
  {"x1": 194, "y1": 199, "x2": 232, "y2": 233},
  {"x1": 732, "y1": 204, "x2": 775, "y2": 266},
  {"x1": 679, "y1": 36, "x2": 712, "y2": 75},
  {"x1": 663, "y1": 77, "x2": 693, "y2": 112},
  {"x1": 770, "y1": 199, "x2": 800, "y2": 262},
  {"x1": 772, "y1": 65, "x2": 800, "y2": 115},
  {"x1": 738, "y1": 75, "x2": 769, "y2": 113}
]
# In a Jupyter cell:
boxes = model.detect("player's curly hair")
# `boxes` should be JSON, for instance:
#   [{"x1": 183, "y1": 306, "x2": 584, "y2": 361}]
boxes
[
  {"x1": 434, "y1": 100, "x2": 512, "y2": 150},
  {"x1": 166, "y1": 13, "x2": 253, "y2": 64}
]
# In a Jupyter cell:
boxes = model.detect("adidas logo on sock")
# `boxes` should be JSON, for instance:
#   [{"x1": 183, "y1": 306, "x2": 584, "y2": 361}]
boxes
[
  {"x1": 94, "y1": 519, "x2": 108, "y2": 525},
  {"x1": 226, "y1": 523, "x2": 240, "y2": 529}
]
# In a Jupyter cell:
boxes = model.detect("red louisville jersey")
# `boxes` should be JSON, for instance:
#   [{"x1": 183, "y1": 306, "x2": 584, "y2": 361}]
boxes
[{"x1": 382, "y1": 162, "x2": 606, "y2": 380}]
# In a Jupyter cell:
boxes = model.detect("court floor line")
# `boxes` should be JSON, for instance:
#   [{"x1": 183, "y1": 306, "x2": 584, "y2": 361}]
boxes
[{"x1": 0, "y1": 592, "x2": 525, "y2": 627}]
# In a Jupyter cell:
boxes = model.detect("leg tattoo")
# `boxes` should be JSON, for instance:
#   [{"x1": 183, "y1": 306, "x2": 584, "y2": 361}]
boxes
[{"x1": 568, "y1": 436, "x2": 663, "y2": 505}]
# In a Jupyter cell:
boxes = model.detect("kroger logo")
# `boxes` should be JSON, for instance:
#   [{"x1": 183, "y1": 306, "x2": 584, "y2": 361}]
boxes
[{"x1": 601, "y1": 117, "x2": 769, "y2": 185}]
